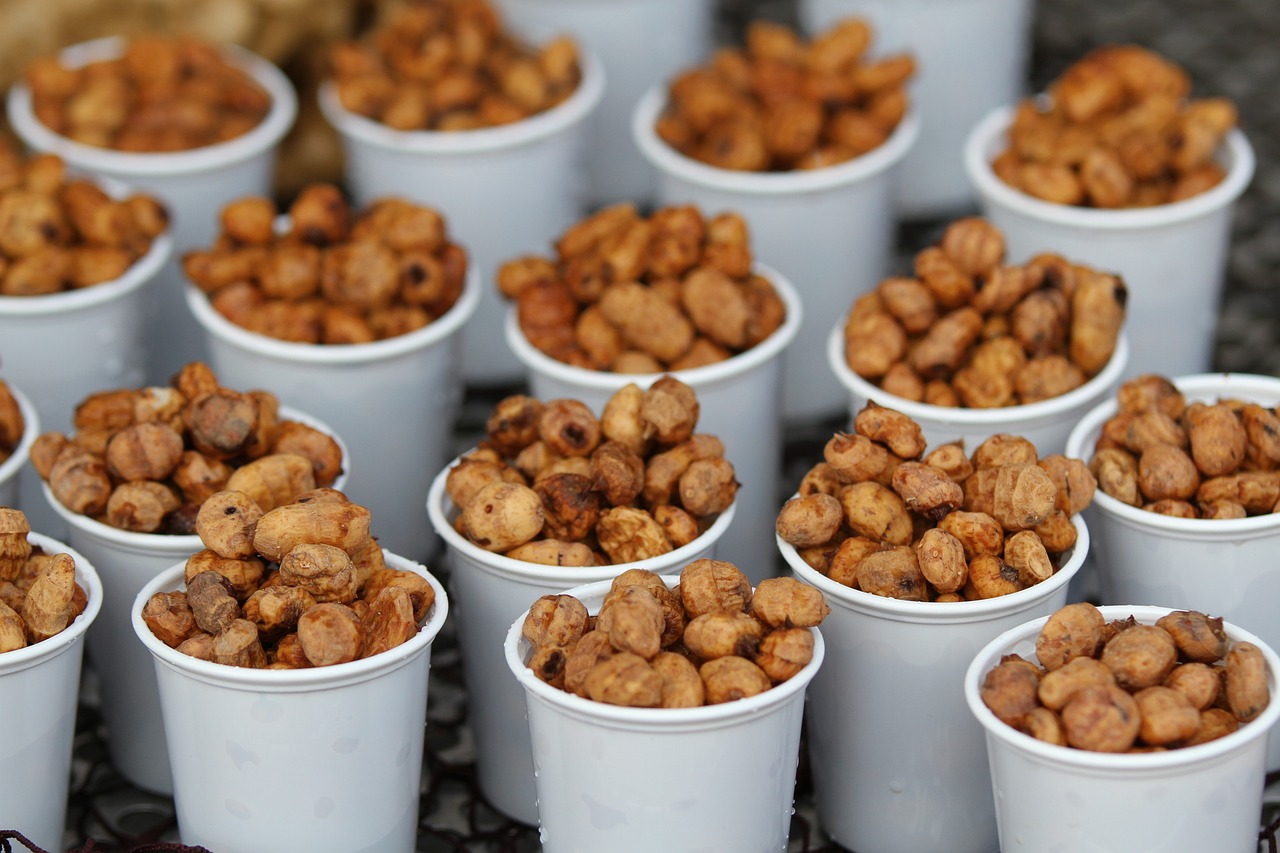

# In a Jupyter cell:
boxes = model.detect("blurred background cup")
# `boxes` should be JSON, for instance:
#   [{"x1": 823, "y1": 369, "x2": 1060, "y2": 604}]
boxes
[
  {"x1": 633, "y1": 85, "x2": 918, "y2": 423},
  {"x1": 6, "y1": 36, "x2": 299, "y2": 382},
  {"x1": 1065, "y1": 371, "x2": 1280, "y2": 770},
  {"x1": 494, "y1": 0, "x2": 714, "y2": 209},
  {"x1": 186, "y1": 264, "x2": 479, "y2": 563},
  {"x1": 505, "y1": 264, "x2": 801, "y2": 580},
  {"x1": 42, "y1": 406, "x2": 347, "y2": 794},
  {"x1": 318, "y1": 41, "x2": 604, "y2": 387},
  {"x1": 503, "y1": 573, "x2": 823, "y2": 853},
  {"x1": 132, "y1": 553, "x2": 448, "y2": 853},
  {"x1": 965, "y1": 604, "x2": 1280, "y2": 853},
  {"x1": 797, "y1": 0, "x2": 1036, "y2": 218},
  {"x1": 777, "y1": 514, "x2": 1088, "y2": 853},
  {"x1": 0, "y1": 533, "x2": 102, "y2": 852},
  {"x1": 827, "y1": 319, "x2": 1130, "y2": 457},
  {"x1": 0, "y1": 379, "x2": 38, "y2": 512},
  {"x1": 965, "y1": 105, "x2": 1255, "y2": 380},
  {"x1": 426, "y1": 462, "x2": 734, "y2": 826}
]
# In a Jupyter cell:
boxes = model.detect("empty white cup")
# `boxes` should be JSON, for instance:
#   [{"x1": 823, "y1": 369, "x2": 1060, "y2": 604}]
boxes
[
  {"x1": 318, "y1": 43, "x2": 604, "y2": 386},
  {"x1": 0, "y1": 380, "x2": 38, "y2": 513},
  {"x1": 0, "y1": 533, "x2": 102, "y2": 852},
  {"x1": 965, "y1": 604, "x2": 1280, "y2": 853},
  {"x1": 427, "y1": 459, "x2": 735, "y2": 826},
  {"x1": 1064, "y1": 371, "x2": 1280, "y2": 770},
  {"x1": 798, "y1": 0, "x2": 1035, "y2": 218},
  {"x1": 42, "y1": 405, "x2": 347, "y2": 794},
  {"x1": 964, "y1": 106, "x2": 1255, "y2": 379},
  {"x1": 495, "y1": 0, "x2": 714, "y2": 207},
  {"x1": 132, "y1": 552, "x2": 448, "y2": 853},
  {"x1": 503, "y1": 573, "x2": 824, "y2": 853},
  {"x1": 778, "y1": 513, "x2": 1089, "y2": 853},
  {"x1": 7, "y1": 36, "x2": 299, "y2": 383},
  {"x1": 505, "y1": 263, "x2": 802, "y2": 580},
  {"x1": 632, "y1": 84, "x2": 918, "y2": 422},
  {"x1": 827, "y1": 319, "x2": 1131, "y2": 457}
]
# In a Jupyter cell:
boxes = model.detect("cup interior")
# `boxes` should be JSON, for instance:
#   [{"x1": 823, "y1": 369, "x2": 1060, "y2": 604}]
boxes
[{"x1": 0, "y1": 532, "x2": 104, "y2": 673}]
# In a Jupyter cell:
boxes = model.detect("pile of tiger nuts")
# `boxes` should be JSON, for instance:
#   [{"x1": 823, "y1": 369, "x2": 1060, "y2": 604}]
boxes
[
  {"x1": 0, "y1": 509, "x2": 89, "y2": 653},
  {"x1": 329, "y1": 0, "x2": 581, "y2": 132},
  {"x1": 0, "y1": 145, "x2": 168, "y2": 296},
  {"x1": 521, "y1": 560, "x2": 829, "y2": 707},
  {"x1": 776, "y1": 403, "x2": 1096, "y2": 601},
  {"x1": 0, "y1": 380, "x2": 23, "y2": 466},
  {"x1": 1088, "y1": 375, "x2": 1280, "y2": 518},
  {"x1": 142, "y1": 488, "x2": 435, "y2": 668},
  {"x1": 844, "y1": 217, "x2": 1126, "y2": 408},
  {"x1": 655, "y1": 18, "x2": 913, "y2": 171},
  {"x1": 24, "y1": 34, "x2": 271, "y2": 152},
  {"x1": 446, "y1": 376, "x2": 737, "y2": 566},
  {"x1": 501, "y1": 203, "x2": 786, "y2": 373},
  {"x1": 30, "y1": 361, "x2": 343, "y2": 535},
  {"x1": 993, "y1": 44, "x2": 1237, "y2": 207},
  {"x1": 981, "y1": 602, "x2": 1270, "y2": 752},
  {"x1": 183, "y1": 183, "x2": 465, "y2": 343}
]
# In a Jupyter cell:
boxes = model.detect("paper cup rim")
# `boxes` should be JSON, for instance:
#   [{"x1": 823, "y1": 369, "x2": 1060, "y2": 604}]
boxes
[
  {"x1": 41, "y1": 403, "x2": 350, "y2": 550},
  {"x1": 1064, "y1": 372, "x2": 1280, "y2": 537},
  {"x1": 7, "y1": 37, "x2": 298, "y2": 178},
  {"x1": 185, "y1": 257, "x2": 482, "y2": 364},
  {"x1": 963, "y1": 603, "x2": 1280, "y2": 771},
  {"x1": 0, "y1": 532, "x2": 103, "y2": 673},
  {"x1": 779, "y1": 509, "x2": 1090, "y2": 622},
  {"x1": 317, "y1": 41, "x2": 605, "y2": 155},
  {"x1": 827, "y1": 318, "x2": 1131, "y2": 431},
  {"x1": 0, "y1": 380, "x2": 40, "y2": 487},
  {"x1": 427, "y1": 451, "x2": 737, "y2": 585},
  {"x1": 503, "y1": 573, "x2": 825, "y2": 727},
  {"x1": 131, "y1": 552, "x2": 448, "y2": 690},
  {"x1": 963, "y1": 105, "x2": 1255, "y2": 231},
  {"x1": 505, "y1": 261, "x2": 803, "y2": 391},
  {"x1": 631, "y1": 83, "x2": 920, "y2": 196}
]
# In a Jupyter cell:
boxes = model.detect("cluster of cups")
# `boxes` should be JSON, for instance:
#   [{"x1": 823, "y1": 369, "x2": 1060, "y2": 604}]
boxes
[{"x1": 0, "y1": 0, "x2": 1275, "y2": 851}]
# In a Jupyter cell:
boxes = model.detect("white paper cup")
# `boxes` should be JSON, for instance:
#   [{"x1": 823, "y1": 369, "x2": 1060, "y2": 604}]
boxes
[
  {"x1": 965, "y1": 106, "x2": 1255, "y2": 379},
  {"x1": 1064, "y1": 372, "x2": 1280, "y2": 769},
  {"x1": 132, "y1": 552, "x2": 448, "y2": 853},
  {"x1": 0, "y1": 533, "x2": 102, "y2": 852},
  {"x1": 827, "y1": 319, "x2": 1130, "y2": 457},
  {"x1": 632, "y1": 85, "x2": 918, "y2": 422},
  {"x1": 0, "y1": 380, "x2": 38, "y2": 512},
  {"x1": 319, "y1": 44, "x2": 604, "y2": 386},
  {"x1": 798, "y1": 0, "x2": 1035, "y2": 218},
  {"x1": 503, "y1": 573, "x2": 824, "y2": 853},
  {"x1": 495, "y1": 0, "x2": 714, "y2": 208},
  {"x1": 7, "y1": 37, "x2": 299, "y2": 384},
  {"x1": 187, "y1": 263, "x2": 479, "y2": 562},
  {"x1": 965, "y1": 605, "x2": 1280, "y2": 853},
  {"x1": 42, "y1": 405, "x2": 347, "y2": 794},
  {"x1": 506, "y1": 263, "x2": 801, "y2": 580},
  {"x1": 778, "y1": 513, "x2": 1089, "y2": 853},
  {"x1": 427, "y1": 460, "x2": 734, "y2": 825}
]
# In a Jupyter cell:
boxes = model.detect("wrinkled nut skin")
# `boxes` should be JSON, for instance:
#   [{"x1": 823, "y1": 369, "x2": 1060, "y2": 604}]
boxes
[
  {"x1": 1036, "y1": 602, "x2": 1105, "y2": 670},
  {"x1": 1020, "y1": 707, "x2": 1067, "y2": 746},
  {"x1": 937, "y1": 511, "x2": 1004, "y2": 560},
  {"x1": 981, "y1": 655, "x2": 1042, "y2": 727},
  {"x1": 1004, "y1": 529, "x2": 1054, "y2": 585},
  {"x1": 678, "y1": 457, "x2": 738, "y2": 516},
  {"x1": 856, "y1": 546, "x2": 928, "y2": 601},
  {"x1": 535, "y1": 473, "x2": 600, "y2": 542},
  {"x1": 992, "y1": 464, "x2": 1058, "y2": 531},
  {"x1": 590, "y1": 441, "x2": 645, "y2": 507},
  {"x1": 585, "y1": 652, "x2": 663, "y2": 707},
  {"x1": 486, "y1": 395, "x2": 544, "y2": 457},
  {"x1": 640, "y1": 376, "x2": 700, "y2": 446},
  {"x1": 360, "y1": 568, "x2": 435, "y2": 623},
  {"x1": 527, "y1": 643, "x2": 570, "y2": 688},
  {"x1": 1226, "y1": 641, "x2": 1270, "y2": 723},
  {"x1": 1163, "y1": 662, "x2": 1221, "y2": 710},
  {"x1": 1038, "y1": 656, "x2": 1116, "y2": 711},
  {"x1": 854, "y1": 403, "x2": 926, "y2": 460},
  {"x1": 1061, "y1": 685, "x2": 1141, "y2": 752},
  {"x1": 750, "y1": 577, "x2": 830, "y2": 628},
  {"x1": 700, "y1": 655, "x2": 772, "y2": 704},
  {"x1": 597, "y1": 586, "x2": 665, "y2": 659},
  {"x1": 142, "y1": 591, "x2": 198, "y2": 648},
  {"x1": 224, "y1": 453, "x2": 317, "y2": 513},
  {"x1": 680, "y1": 558, "x2": 751, "y2": 618},
  {"x1": 195, "y1": 489, "x2": 264, "y2": 559},
  {"x1": 105, "y1": 422, "x2": 183, "y2": 482},
  {"x1": 776, "y1": 493, "x2": 843, "y2": 548},
  {"x1": 1134, "y1": 686, "x2": 1200, "y2": 745},
  {"x1": 461, "y1": 482, "x2": 545, "y2": 553},
  {"x1": 1101, "y1": 625, "x2": 1178, "y2": 690},
  {"x1": 653, "y1": 650, "x2": 705, "y2": 707},
  {"x1": 278, "y1": 542, "x2": 358, "y2": 604},
  {"x1": 840, "y1": 481, "x2": 913, "y2": 545},
  {"x1": 505, "y1": 540, "x2": 596, "y2": 567},
  {"x1": 211, "y1": 619, "x2": 269, "y2": 668},
  {"x1": 20, "y1": 552, "x2": 77, "y2": 643},
  {"x1": 298, "y1": 602, "x2": 365, "y2": 667},
  {"x1": 914, "y1": 528, "x2": 967, "y2": 594},
  {"x1": 1155, "y1": 611, "x2": 1228, "y2": 663},
  {"x1": 595, "y1": 506, "x2": 672, "y2": 564},
  {"x1": 538, "y1": 399, "x2": 602, "y2": 458},
  {"x1": 242, "y1": 584, "x2": 316, "y2": 642},
  {"x1": 755, "y1": 627, "x2": 815, "y2": 682},
  {"x1": 252, "y1": 500, "x2": 372, "y2": 563},
  {"x1": 522, "y1": 594, "x2": 590, "y2": 648},
  {"x1": 186, "y1": 569, "x2": 241, "y2": 635},
  {"x1": 891, "y1": 462, "x2": 963, "y2": 519},
  {"x1": 682, "y1": 610, "x2": 763, "y2": 660}
]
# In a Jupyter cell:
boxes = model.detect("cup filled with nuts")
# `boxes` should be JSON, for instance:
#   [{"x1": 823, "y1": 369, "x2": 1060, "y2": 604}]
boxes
[
  {"x1": 828, "y1": 216, "x2": 1130, "y2": 456},
  {"x1": 773, "y1": 405, "x2": 1096, "y2": 853},
  {"x1": 317, "y1": 0, "x2": 605, "y2": 385},
  {"x1": 0, "y1": 379, "x2": 38, "y2": 512},
  {"x1": 0, "y1": 515, "x2": 103, "y2": 851},
  {"x1": 131, "y1": 489, "x2": 448, "y2": 852},
  {"x1": 6, "y1": 34, "x2": 299, "y2": 380},
  {"x1": 426, "y1": 379, "x2": 738, "y2": 824},
  {"x1": 965, "y1": 603, "x2": 1279, "y2": 853},
  {"x1": 183, "y1": 184, "x2": 480, "y2": 562},
  {"x1": 503, "y1": 561, "x2": 827, "y2": 853},
  {"x1": 500, "y1": 203, "x2": 801, "y2": 573},
  {"x1": 33, "y1": 361, "x2": 348, "y2": 794},
  {"x1": 1065, "y1": 371, "x2": 1280, "y2": 770},
  {"x1": 631, "y1": 17, "x2": 919, "y2": 420},
  {"x1": 963, "y1": 44, "x2": 1254, "y2": 378}
]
